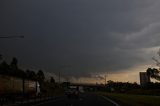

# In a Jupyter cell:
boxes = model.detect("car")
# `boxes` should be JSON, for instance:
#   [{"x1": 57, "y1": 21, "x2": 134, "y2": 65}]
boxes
[{"x1": 65, "y1": 86, "x2": 79, "y2": 98}]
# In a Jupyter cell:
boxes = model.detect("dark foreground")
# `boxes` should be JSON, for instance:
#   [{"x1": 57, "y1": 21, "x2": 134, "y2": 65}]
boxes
[{"x1": 30, "y1": 93, "x2": 116, "y2": 106}]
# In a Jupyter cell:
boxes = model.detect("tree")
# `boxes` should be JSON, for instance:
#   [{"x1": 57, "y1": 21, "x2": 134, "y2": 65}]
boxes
[
  {"x1": 0, "y1": 61, "x2": 9, "y2": 75},
  {"x1": 25, "y1": 69, "x2": 36, "y2": 80},
  {"x1": 10, "y1": 57, "x2": 22, "y2": 77},
  {"x1": 36, "y1": 70, "x2": 45, "y2": 92},
  {"x1": 147, "y1": 68, "x2": 160, "y2": 81},
  {"x1": 9, "y1": 57, "x2": 25, "y2": 78},
  {"x1": 10, "y1": 57, "x2": 18, "y2": 76},
  {"x1": 16, "y1": 69, "x2": 25, "y2": 78},
  {"x1": 50, "y1": 77, "x2": 55, "y2": 83},
  {"x1": 37, "y1": 70, "x2": 45, "y2": 83},
  {"x1": 0, "y1": 54, "x2": 2, "y2": 60},
  {"x1": 10, "y1": 57, "x2": 18, "y2": 69}
]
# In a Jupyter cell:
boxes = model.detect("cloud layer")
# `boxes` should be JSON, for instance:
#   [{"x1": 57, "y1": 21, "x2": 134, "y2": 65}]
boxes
[{"x1": 1, "y1": 0, "x2": 160, "y2": 82}]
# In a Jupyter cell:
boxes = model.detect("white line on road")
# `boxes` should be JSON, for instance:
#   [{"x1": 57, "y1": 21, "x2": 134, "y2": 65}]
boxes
[
  {"x1": 100, "y1": 95, "x2": 119, "y2": 106},
  {"x1": 31, "y1": 98, "x2": 63, "y2": 106}
]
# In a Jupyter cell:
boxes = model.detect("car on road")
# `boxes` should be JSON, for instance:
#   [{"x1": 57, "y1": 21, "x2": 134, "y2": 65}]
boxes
[{"x1": 65, "y1": 86, "x2": 79, "y2": 98}]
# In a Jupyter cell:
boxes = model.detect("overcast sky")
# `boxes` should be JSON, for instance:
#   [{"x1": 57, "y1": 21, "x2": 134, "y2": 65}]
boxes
[{"x1": 0, "y1": 0, "x2": 160, "y2": 83}]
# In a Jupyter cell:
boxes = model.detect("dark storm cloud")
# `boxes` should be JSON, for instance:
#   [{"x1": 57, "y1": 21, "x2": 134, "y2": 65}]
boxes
[{"x1": 0, "y1": 0, "x2": 160, "y2": 79}]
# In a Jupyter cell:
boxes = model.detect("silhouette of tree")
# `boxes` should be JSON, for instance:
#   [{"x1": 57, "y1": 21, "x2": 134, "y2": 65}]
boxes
[
  {"x1": 37, "y1": 70, "x2": 45, "y2": 83},
  {"x1": 36, "y1": 70, "x2": 45, "y2": 92},
  {"x1": 0, "y1": 57, "x2": 35, "y2": 79},
  {"x1": 10, "y1": 57, "x2": 18, "y2": 76},
  {"x1": 16, "y1": 69, "x2": 25, "y2": 78},
  {"x1": 10, "y1": 57, "x2": 18, "y2": 69},
  {"x1": 25, "y1": 69, "x2": 37, "y2": 80},
  {"x1": 50, "y1": 76, "x2": 55, "y2": 83},
  {"x1": 0, "y1": 54, "x2": 2, "y2": 60},
  {"x1": 147, "y1": 68, "x2": 160, "y2": 81},
  {"x1": 106, "y1": 80, "x2": 140, "y2": 92},
  {"x1": 8, "y1": 57, "x2": 25, "y2": 78},
  {"x1": 0, "y1": 61, "x2": 9, "y2": 75}
]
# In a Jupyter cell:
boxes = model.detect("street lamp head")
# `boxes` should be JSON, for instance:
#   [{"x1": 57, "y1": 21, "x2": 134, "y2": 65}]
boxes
[{"x1": 0, "y1": 35, "x2": 24, "y2": 39}]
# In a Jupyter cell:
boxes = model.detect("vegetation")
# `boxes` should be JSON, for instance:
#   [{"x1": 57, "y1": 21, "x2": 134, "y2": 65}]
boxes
[
  {"x1": 147, "y1": 68, "x2": 160, "y2": 81},
  {"x1": 0, "y1": 57, "x2": 63, "y2": 96},
  {"x1": 42, "y1": 81, "x2": 64, "y2": 96},
  {"x1": 98, "y1": 92, "x2": 160, "y2": 106},
  {"x1": 97, "y1": 80, "x2": 160, "y2": 96},
  {"x1": 95, "y1": 80, "x2": 160, "y2": 105},
  {"x1": 0, "y1": 57, "x2": 47, "y2": 82},
  {"x1": 103, "y1": 80, "x2": 140, "y2": 93}
]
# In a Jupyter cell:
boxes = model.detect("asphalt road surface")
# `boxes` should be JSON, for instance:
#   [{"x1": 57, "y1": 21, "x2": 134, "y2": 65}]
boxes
[{"x1": 34, "y1": 93, "x2": 117, "y2": 106}]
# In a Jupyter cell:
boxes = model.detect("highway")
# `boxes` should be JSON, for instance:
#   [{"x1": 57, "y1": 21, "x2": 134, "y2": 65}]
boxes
[{"x1": 33, "y1": 93, "x2": 118, "y2": 106}]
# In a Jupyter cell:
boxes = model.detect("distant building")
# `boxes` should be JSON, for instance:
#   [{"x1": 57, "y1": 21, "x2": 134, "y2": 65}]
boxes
[{"x1": 139, "y1": 72, "x2": 150, "y2": 87}]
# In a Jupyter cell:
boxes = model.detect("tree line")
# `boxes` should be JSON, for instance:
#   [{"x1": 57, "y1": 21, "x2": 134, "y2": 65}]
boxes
[
  {"x1": 106, "y1": 80, "x2": 140, "y2": 92},
  {"x1": 0, "y1": 57, "x2": 55, "y2": 84}
]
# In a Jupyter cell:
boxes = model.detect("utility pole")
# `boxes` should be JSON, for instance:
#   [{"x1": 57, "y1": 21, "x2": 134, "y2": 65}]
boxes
[
  {"x1": 59, "y1": 72, "x2": 61, "y2": 84},
  {"x1": 104, "y1": 74, "x2": 107, "y2": 85},
  {"x1": 105, "y1": 75, "x2": 106, "y2": 85}
]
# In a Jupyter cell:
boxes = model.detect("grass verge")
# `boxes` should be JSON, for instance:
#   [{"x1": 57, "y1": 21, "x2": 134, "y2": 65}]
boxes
[{"x1": 97, "y1": 92, "x2": 160, "y2": 106}]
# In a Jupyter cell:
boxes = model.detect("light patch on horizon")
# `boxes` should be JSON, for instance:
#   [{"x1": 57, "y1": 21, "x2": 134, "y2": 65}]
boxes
[
  {"x1": 104, "y1": 65, "x2": 150, "y2": 84},
  {"x1": 70, "y1": 63, "x2": 158, "y2": 84}
]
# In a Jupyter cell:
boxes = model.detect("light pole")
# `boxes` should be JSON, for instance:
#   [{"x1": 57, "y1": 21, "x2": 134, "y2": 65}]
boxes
[
  {"x1": 59, "y1": 72, "x2": 61, "y2": 84},
  {"x1": 104, "y1": 74, "x2": 107, "y2": 85}
]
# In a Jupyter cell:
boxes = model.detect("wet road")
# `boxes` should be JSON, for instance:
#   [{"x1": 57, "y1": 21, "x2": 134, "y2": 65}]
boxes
[{"x1": 34, "y1": 93, "x2": 117, "y2": 106}]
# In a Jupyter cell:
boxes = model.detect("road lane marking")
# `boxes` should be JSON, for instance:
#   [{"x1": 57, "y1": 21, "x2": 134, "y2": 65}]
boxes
[
  {"x1": 100, "y1": 95, "x2": 119, "y2": 106},
  {"x1": 31, "y1": 98, "x2": 64, "y2": 106}
]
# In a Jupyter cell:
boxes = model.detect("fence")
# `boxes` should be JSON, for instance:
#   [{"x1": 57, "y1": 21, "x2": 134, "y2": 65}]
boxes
[{"x1": 0, "y1": 95, "x2": 57, "y2": 106}]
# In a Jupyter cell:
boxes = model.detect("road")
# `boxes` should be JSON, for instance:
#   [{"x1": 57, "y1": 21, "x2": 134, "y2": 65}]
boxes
[{"x1": 33, "y1": 93, "x2": 117, "y2": 106}]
